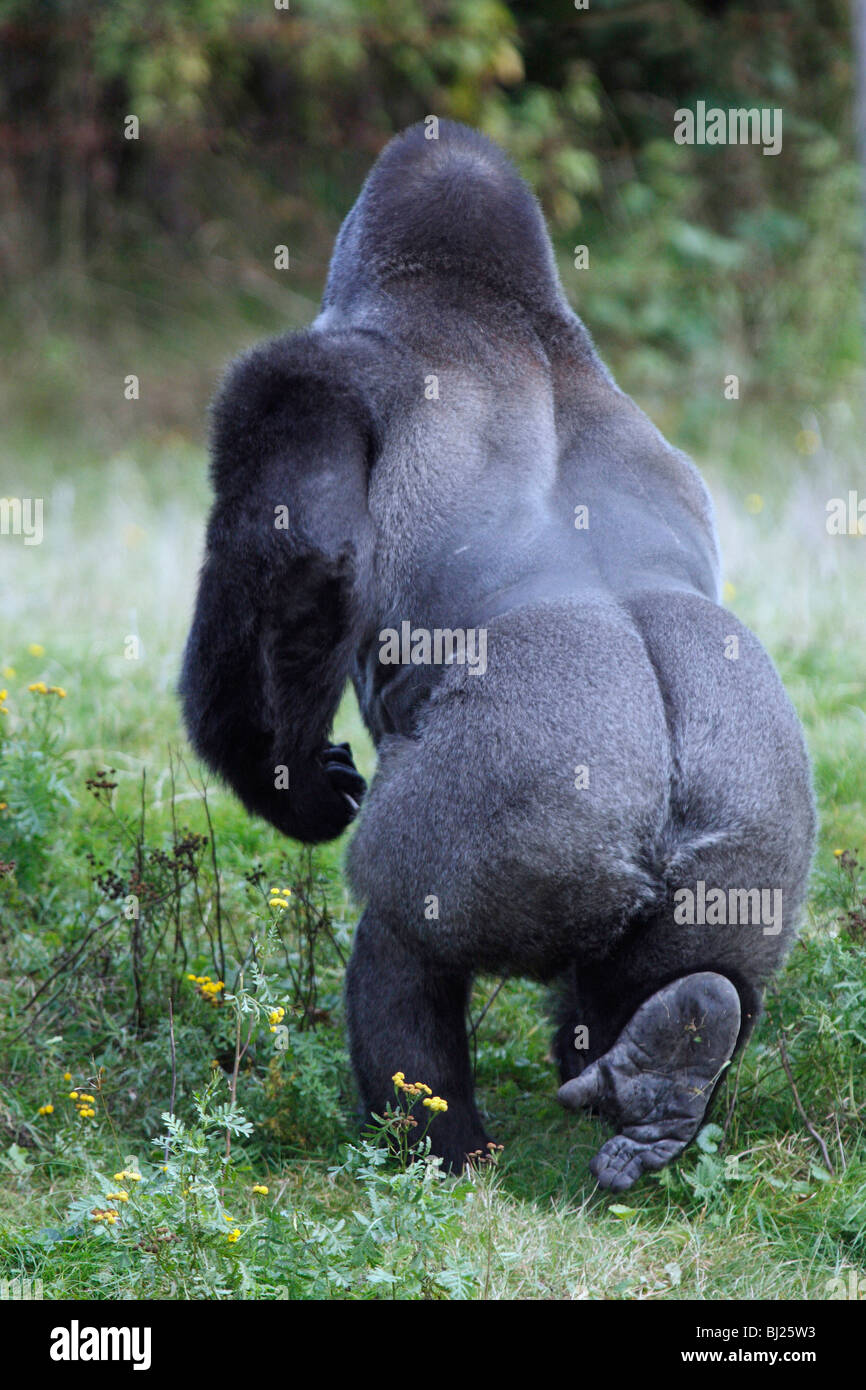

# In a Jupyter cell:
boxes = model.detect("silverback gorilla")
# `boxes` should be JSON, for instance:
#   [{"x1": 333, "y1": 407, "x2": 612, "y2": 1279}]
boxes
[{"x1": 180, "y1": 120, "x2": 816, "y2": 1191}]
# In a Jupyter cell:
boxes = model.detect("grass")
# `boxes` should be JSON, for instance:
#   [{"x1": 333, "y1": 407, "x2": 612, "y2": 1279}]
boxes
[{"x1": 1, "y1": 395, "x2": 865, "y2": 1301}]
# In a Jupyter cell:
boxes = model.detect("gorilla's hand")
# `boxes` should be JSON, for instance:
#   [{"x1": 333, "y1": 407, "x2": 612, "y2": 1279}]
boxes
[
  {"x1": 320, "y1": 742, "x2": 366, "y2": 818},
  {"x1": 274, "y1": 742, "x2": 366, "y2": 843}
]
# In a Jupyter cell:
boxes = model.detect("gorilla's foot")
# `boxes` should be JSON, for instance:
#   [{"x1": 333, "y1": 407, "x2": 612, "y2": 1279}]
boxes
[{"x1": 558, "y1": 972, "x2": 741, "y2": 1192}]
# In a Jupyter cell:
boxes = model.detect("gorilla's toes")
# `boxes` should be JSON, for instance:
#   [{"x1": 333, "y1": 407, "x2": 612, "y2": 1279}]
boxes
[
  {"x1": 558, "y1": 971, "x2": 741, "y2": 1191},
  {"x1": 589, "y1": 1135, "x2": 683, "y2": 1192}
]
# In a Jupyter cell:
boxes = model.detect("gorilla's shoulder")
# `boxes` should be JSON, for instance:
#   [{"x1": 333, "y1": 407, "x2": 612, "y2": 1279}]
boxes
[{"x1": 208, "y1": 330, "x2": 376, "y2": 497}]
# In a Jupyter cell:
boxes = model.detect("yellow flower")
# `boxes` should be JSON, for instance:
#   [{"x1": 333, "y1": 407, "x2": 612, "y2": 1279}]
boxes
[
  {"x1": 422, "y1": 1096, "x2": 448, "y2": 1113},
  {"x1": 63, "y1": 1072, "x2": 72, "y2": 1082},
  {"x1": 224, "y1": 1213, "x2": 235, "y2": 1223},
  {"x1": 38, "y1": 1103, "x2": 54, "y2": 1116},
  {"x1": 49, "y1": 686, "x2": 66, "y2": 698},
  {"x1": 27, "y1": 643, "x2": 45, "y2": 657},
  {"x1": 392, "y1": 1071, "x2": 405, "y2": 1085},
  {"x1": 833, "y1": 848, "x2": 844, "y2": 858},
  {"x1": 0, "y1": 803, "x2": 7, "y2": 811},
  {"x1": 69, "y1": 1091, "x2": 79, "y2": 1099},
  {"x1": 226, "y1": 1228, "x2": 241, "y2": 1244},
  {"x1": 28, "y1": 682, "x2": 48, "y2": 694},
  {"x1": 2, "y1": 666, "x2": 16, "y2": 679},
  {"x1": 106, "y1": 1191, "x2": 129, "y2": 1202},
  {"x1": 0, "y1": 690, "x2": 6, "y2": 701},
  {"x1": 252, "y1": 1185, "x2": 269, "y2": 1195},
  {"x1": 186, "y1": 973, "x2": 197, "y2": 980}
]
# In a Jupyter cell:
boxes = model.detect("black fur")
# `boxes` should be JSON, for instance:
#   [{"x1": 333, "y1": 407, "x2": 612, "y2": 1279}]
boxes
[{"x1": 180, "y1": 121, "x2": 816, "y2": 1186}]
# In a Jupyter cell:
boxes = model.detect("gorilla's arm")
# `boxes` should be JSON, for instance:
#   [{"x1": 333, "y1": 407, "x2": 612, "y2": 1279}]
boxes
[{"x1": 179, "y1": 334, "x2": 373, "y2": 842}]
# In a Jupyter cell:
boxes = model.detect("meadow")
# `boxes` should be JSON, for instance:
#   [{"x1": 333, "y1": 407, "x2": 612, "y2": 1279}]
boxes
[{"x1": 1, "y1": 382, "x2": 864, "y2": 1300}]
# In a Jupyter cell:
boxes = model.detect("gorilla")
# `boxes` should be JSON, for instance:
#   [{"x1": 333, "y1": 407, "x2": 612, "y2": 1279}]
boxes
[{"x1": 181, "y1": 120, "x2": 815, "y2": 1191}]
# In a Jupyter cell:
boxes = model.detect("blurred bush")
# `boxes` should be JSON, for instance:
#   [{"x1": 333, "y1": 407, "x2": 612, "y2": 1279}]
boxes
[{"x1": 0, "y1": 0, "x2": 859, "y2": 447}]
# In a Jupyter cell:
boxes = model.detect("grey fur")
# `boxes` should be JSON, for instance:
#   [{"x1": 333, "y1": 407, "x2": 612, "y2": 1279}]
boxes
[{"x1": 181, "y1": 120, "x2": 816, "y2": 1184}]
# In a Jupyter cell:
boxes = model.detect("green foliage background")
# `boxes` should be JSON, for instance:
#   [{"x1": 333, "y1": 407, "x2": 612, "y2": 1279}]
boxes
[
  {"x1": 0, "y1": 0, "x2": 860, "y2": 446},
  {"x1": 0, "y1": 0, "x2": 864, "y2": 1303}
]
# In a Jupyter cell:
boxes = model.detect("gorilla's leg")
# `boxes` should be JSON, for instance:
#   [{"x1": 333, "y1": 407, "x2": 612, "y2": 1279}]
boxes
[
  {"x1": 345, "y1": 910, "x2": 490, "y2": 1170},
  {"x1": 558, "y1": 972, "x2": 741, "y2": 1192}
]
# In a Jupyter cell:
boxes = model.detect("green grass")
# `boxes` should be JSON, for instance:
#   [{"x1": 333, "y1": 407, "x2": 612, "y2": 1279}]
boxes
[{"x1": 1, "y1": 410, "x2": 865, "y2": 1301}]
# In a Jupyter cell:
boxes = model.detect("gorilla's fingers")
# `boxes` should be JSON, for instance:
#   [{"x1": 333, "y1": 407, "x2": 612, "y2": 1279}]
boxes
[
  {"x1": 323, "y1": 742, "x2": 355, "y2": 766},
  {"x1": 320, "y1": 744, "x2": 367, "y2": 812}
]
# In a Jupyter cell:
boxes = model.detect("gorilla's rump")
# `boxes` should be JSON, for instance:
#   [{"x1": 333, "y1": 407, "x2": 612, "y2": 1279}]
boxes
[
  {"x1": 347, "y1": 588, "x2": 814, "y2": 981},
  {"x1": 348, "y1": 594, "x2": 670, "y2": 974}
]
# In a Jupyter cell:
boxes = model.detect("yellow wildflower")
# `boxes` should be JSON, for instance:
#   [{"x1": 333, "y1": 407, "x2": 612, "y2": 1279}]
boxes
[
  {"x1": 37, "y1": 1103, "x2": 54, "y2": 1116},
  {"x1": 62, "y1": 1072, "x2": 72, "y2": 1082},
  {"x1": 422, "y1": 1096, "x2": 448, "y2": 1113},
  {"x1": 27, "y1": 643, "x2": 44, "y2": 657},
  {"x1": 252, "y1": 1185, "x2": 269, "y2": 1195},
  {"x1": 2, "y1": 666, "x2": 16, "y2": 678},
  {"x1": 226, "y1": 1229, "x2": 241, "y2": 1244}
]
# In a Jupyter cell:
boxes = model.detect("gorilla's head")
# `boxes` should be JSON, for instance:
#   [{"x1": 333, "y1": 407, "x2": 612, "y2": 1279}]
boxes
[{"x1": 321, "y1": 119, "x2": 567, "y2": 321}]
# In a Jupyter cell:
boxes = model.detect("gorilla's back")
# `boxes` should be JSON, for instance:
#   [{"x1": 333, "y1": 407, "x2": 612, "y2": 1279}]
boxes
[
  {"x1": 182, "y1": 119, "x2": 817, "y2": 1185},
  {"x1": 314, "y1": 123, "x2": 814, "y2": 980}
]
